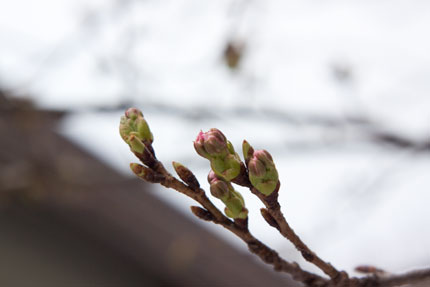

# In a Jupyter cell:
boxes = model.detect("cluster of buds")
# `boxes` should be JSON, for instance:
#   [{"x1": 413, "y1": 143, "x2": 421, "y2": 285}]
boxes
[
  {"x1": 208, "y1": 171, "x2": 248, "y2": 219},
  {"x1": 119, "y1": 108, "x2": 153, "y2": 154},
  {"x1": 243, "y1": 140, "x2": 279, "y2": 196},
  {"x1": 194, "y1": 129, "x2": 241, "y2": 181}
]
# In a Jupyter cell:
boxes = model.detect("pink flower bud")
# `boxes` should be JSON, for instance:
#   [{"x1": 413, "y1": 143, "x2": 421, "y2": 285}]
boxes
[
  {"x1": 210, "y1": 179, "x2": 229, "y2": 199},
  {"x1": 207, "y1": 170, "x2": 219, "y2": 184},
  {"x1": 195, "y1": 129, "x2": 241, "y2": 181},
  {"x1": 254, "y1": 150, "x2": 273, "y2": 163},
  {"x1": 248, "y1": 156, "x2": 266, "y2": 178},
  {"x1": 248, "y1": 149, "x2": 278, "y2": 196},
  {"x1": 194, "y1": 129, "x2": 228, "y2": 158},
  {"x1": 125, "y1": 107, "x2": 143, "y2": 120}
]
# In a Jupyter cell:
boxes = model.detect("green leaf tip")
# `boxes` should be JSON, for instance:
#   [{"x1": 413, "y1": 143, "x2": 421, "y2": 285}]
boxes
[
  {"x1": 130, "y1": 162, "x2": 145, "y2": 177},
  {"x1": 242, "y1": 140, "x2": 254, "y2": 163},
  {"x1": 128, "y1": 135, "x2": 145, "y2": 154}
]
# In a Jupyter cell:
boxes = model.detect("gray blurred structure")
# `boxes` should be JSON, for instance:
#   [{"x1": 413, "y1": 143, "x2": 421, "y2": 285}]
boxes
[{"x1": 0, "y1": 92, "x2": 298, "y2": 286}]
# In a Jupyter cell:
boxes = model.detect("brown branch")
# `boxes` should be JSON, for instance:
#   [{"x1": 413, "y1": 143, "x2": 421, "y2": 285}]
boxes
[
  {"x1": 132, "y1": 155, "x2": 328, "y2": 287},
  {"x1": 232, "y1": 165, "x2": 430, "y2": 287},
  {"x1": 261, "y1": 188, "x2": 341, "y2": 281},
  {"x1": 123, "y1": 119, "x2": 430, "y2": 287},
  {"x1": 131, "y1": 156, "x2": 430, "y2": 287},
  {"x1": 375, "y1": 268, "x2": 430, "y2": 287},
  {"x1": 233, "y1": 169, "x2": 343, "y2": 282}
]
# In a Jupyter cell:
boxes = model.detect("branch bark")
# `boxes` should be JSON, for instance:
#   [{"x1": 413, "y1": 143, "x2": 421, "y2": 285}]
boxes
[
  {"x1": 233, "y1": 168, "x2": 344, "y2": 282},
  {"x1": 131, "y1": 149, "x2": 430, "y2": 287},
  {"x1": 133, "y1": 160, "x2": 329, "y2": 287},
  {"x1": 377, "y1": 268, "x2": 430, "y2": 287}
]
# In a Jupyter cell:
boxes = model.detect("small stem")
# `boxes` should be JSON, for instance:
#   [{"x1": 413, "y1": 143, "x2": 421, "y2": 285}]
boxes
[
  {"x1": 145, "y1": 160, "x2": 328, "y2": 286},
  {"x1": 267, "y1": 198, "x2": 340, "y2": 280},
  {"x1": 376, "y1": 268, "x2": 430, "y2": 287},
  {"x1": 234, "y1": 171, "x2": 342, "y2": 281},
  {"x1": 122, "y1": 110, "x2": 430, "y2": 287}
]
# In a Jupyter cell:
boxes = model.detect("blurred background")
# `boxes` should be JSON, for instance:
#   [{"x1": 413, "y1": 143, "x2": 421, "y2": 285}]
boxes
[{"x1": 1, "y1": 0, "x2": 429, "y2": 286}]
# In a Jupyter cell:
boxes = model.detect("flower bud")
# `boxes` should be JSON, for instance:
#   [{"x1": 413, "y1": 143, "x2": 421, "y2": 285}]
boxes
[
  {"x1": 194, "y1": 129, "x2": 228, "y2": 158},
  {"x1": 207, "y1": 170, "x2": 218, "y2": 184},
  {"x1": 248, "y1": 150, "x2": 279, "y2": 196},
  {"x1": 248, "y1": 156, "x2": 266, "y2": 177},
  {"x1": 172, "y1": 161, "x2": 200, "y2": 190},
  {"x1": 130, "y1": 162, "x2": 145, "y2": 177},
  {"x1": 208, "y1": 175, "x2": 248, "y2": 219},
  {"x1": 119, "y1": 116, "x2": 132, "y2": 142},
  {"x1": 207, "y1": 172, "x2": 248, "y2": 219},
  {"x1": 225, "y1": 197, "x2": 243, "y2": 217},
  {"x1": 119, "y1": 108, "x2": 153, "y2": 149},
  {"x1": 128, "y1": 134, "x2": 145, "y2": 154},
  {"x1": 225, "y1": 202, "x2": 248, "y2": 219},
  {"x1": 210, "y1": 179, "x2": 230, "y2": 199},
  {"x1": 136, "y1": 117, "x2": 153, "y2": 143},
  {"x1": 130, "y1": 162, "x2": 165, "y2": 183},
  {"x1": 125, "y1": 107, "x2": 143, "y2": 120},
  {"x1": 209, "y1": 154, "x2": 241, "y2": 181},
  {"x1": 194, "y1": 129, "x2": 242, "y2": 181}
]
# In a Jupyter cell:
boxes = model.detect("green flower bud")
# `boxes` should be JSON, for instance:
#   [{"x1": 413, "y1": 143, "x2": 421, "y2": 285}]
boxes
[
  {"x1": 125, "y1": 107, "x2": 143, "y2": 120},
  {"x1": 194, "y1": 129, "x2": 242, "y2": 181},
  {"x1": 230, "y1": 189, "x2": 245, "y2": 205},
  {"x1": 194, "y1": 129, "x2": 228, "y2": 158},
  {"x1": 130, "y1": 162, "x2": 165, "y2": 183},
  {"x1": 119, "y1": 116, "x2": 132, "y2": 142},
  {"x1": 226, "y1": 140, "x2": 235, "y2": 155},
  {"x1": 119, "y1": 108, "x2": 153, "y2": 150},
  {"x1": 248, "y1": 150, "x2": 279, "y2": 196},
  {"x1": 208, "y1": 154, "x2": 240, "y2": 181},
  {"x1": 225, "y1": 197, "x2": 243, "y2": 216},
  {"x1": 208, "y1": 172, "x2": 247, "y2": 219},
  {"x1": 136, "y1": 117, "x2": 153, "y2": 143},
  {"x1": 225, "y1": 205, "x2": 248, "y2": 219},
  {"x1": 128, "y1": 135, "x2": 145, "y2": 154}
]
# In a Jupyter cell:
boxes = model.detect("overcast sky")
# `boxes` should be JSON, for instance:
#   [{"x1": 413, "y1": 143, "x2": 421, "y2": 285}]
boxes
[{"x1": 1, "y1": 0, "x2": 429, "y2": 276}]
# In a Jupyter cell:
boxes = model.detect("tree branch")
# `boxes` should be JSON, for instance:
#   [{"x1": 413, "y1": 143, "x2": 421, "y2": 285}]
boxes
[
  {"x1": 233, "y1": 166, "x2": 344, "y2": 282},
  {"x1": 120, "y1": 108, "x2": 430, "y2": 287},
  {"x1": 132, "y1": 160, "x2": 328, "y2": 287},
  {"x1": 377, "y1": 268, "x2": 430, "y2": 287}
]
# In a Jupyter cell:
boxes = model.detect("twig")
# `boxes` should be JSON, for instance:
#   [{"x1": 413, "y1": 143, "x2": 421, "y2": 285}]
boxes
[
  {"x1": 120, "y1": 108, "x2": 430, "y2": 287},
  {"x1": 233, "y1": 166, "x2": 343, "y2": 282},
  {"x1": 376, "y1": 268, "x2": 430, "y2": 287},
  {"x1": 131, "y1": 160, "x2": 328, "y2": 287}
]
